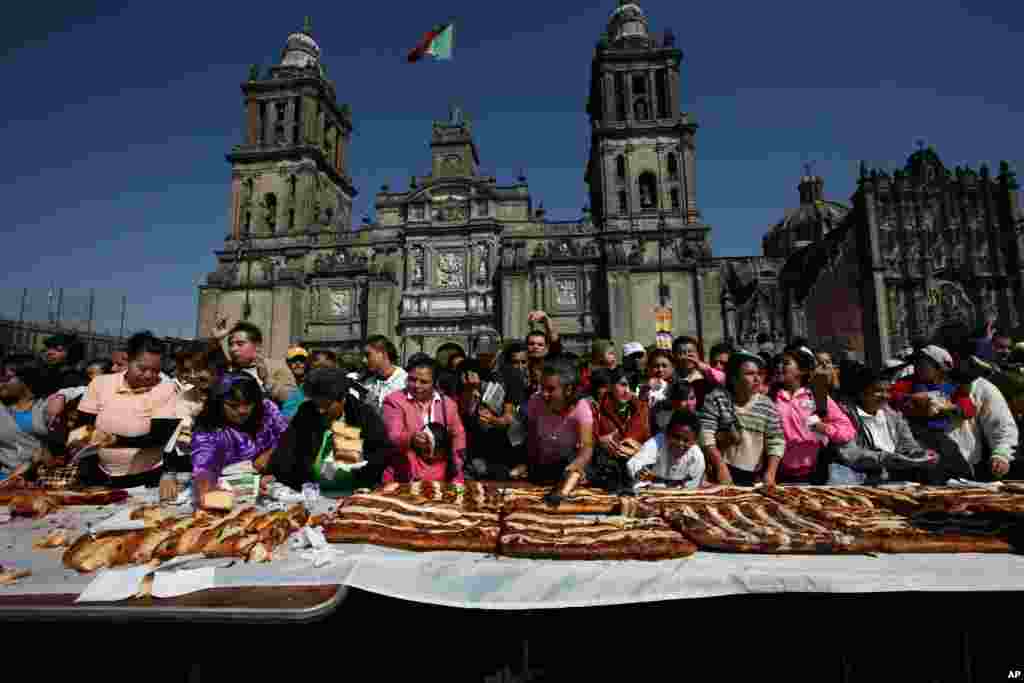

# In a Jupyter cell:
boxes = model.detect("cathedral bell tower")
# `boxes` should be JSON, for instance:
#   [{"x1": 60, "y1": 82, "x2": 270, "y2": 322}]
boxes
[
  {"x1": 197, "y1": 19, "x2": 358, "y2": 358},
  {"x1": 585, "y1": 2, "x2": 700, "y2": 228},
  {"x1": 584, "y1": 2, "x2": 721, "y2": 348}
]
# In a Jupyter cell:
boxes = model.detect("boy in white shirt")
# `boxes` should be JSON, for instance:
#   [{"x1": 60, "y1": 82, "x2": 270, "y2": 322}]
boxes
[{"x1": 627, "y1": 410, "x2": 705, "y2": 488}]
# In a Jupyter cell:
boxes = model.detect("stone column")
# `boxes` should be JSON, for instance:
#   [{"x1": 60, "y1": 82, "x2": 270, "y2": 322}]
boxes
[
  {"x1": 857, "y1": 179, "x2": 891, "y2": 369},
  {"x1": 603, "y1": 73, "x2": 615, "y2": 122},
  {"x1": 669, "y1": 66, "x2": 681, "y2": 119},
  {"x1": 683, "y1": 137, "x2": 699, "y2": 222},
  {"x1": 247, "y1": 98, "x2": 259, "y2": 145},
  {"x1": 647, "y1": 70, "x2": 658, "y2": 121},
  {"x1": 623, "y1": 143, "x2": 634, "y2": 220},
  {"x1": 285, "y1": 98, "x2": 296, "y2": 145},
  {"x1": 266, "y1": 100, "x2": 280, "y2": 147},
  {"x1": 624, "y1": 70, "x2": 634, "y2": 123}
]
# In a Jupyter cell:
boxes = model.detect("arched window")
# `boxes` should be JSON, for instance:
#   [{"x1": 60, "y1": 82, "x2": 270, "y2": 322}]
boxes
[
  {"x1": 274, "y1": 102, "x2": 286, "y2": 144},
  {"x1": 634, "y1": 98, "x2": 650, "y2": 121},
  {"x1": 265, "y1": 193, "x2": 277, "y2": 233},
  {"x1": 614, "y1": 73, "x2": 626, "y2": 121},
  {"x1": 667, "y1": 153, "x2": 678, "y2": 179},
  {"x1": 655, "y1": 70, "x2": 669, "y2": 119},
  {"x1": 638, "y1": 171, "x2": 658, "y2": 209},
  {"x1": 616, "y1": 155, "x2": 626, "y2": 180},
  {"x1": 670, "y1": 188, "x2": 680, "y2": 211},
  {"x1": 618, "y1": 190, "x2": 628, "y2": 215},
  {"x1": 288, "y1": 175, "x2": 297, "y2": 199},
  {"x1": 243, "y1": 211, "x2": 251, "y2": 237},
  {"x1": 632, "y1": 75, "x2": 647, "y2": 95}
]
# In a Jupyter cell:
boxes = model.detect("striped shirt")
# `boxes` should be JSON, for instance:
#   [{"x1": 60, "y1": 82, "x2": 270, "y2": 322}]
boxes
[{"x1": 699, "y1": 388, "x2": 784, "y2": 473}]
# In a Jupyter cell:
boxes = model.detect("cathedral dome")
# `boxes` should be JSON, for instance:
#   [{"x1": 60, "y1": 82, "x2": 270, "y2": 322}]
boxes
[
  {"x1": 280, "y1": 27, "x2": 321, "y2": 69},
  {"x1": 608, "y1": 2, "x2": 650, "y2": 43},
  {"x1": 762, "y1": 174, "x2": 849, "y2": 259}
]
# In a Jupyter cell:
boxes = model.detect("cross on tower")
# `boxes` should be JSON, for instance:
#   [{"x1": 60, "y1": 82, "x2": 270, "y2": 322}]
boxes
[{"x1": 303, "y1": 16, "x2": 313, "y2": 35}]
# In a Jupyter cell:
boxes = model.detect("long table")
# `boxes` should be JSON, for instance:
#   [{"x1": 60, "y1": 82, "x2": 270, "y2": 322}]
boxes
[{"x1": 0, "y1": 584, "x2": 345, "y2": 623}]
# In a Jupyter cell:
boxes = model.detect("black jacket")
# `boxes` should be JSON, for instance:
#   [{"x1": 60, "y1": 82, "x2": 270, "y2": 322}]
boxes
[
  {"x1": 269, "y1": 398, "x2": 392, "y2": 491},
  {"x1": 40, "y1": 363, "x2": 87, "y2": 397}
]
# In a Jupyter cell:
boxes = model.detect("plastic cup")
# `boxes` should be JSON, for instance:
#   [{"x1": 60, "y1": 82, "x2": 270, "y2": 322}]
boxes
[{"x1": 302, "y1": 482, "x2": 320, "y2": 505}]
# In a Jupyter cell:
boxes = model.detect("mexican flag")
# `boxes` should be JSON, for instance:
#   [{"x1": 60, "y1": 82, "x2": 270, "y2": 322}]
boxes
[{"x1": 407, "y1": 22, "x2": 455, "y2": 62}]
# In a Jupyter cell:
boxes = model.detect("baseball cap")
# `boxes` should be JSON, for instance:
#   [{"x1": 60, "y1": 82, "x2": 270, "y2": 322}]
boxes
[
  {"x1": 917, "y1": 345, "x2": 953, "y2": 371},
  {"x1": 623, "y1": 342, "x2": 645, "y2": 357},
  {"x1": 286, "y1": 346, "x2": 309, "y2": 361}
]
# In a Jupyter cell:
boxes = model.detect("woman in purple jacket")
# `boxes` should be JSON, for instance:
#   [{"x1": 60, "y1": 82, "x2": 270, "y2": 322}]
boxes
[{"x1": 190, "y1": 373, "x2": 288, "y2": 506}]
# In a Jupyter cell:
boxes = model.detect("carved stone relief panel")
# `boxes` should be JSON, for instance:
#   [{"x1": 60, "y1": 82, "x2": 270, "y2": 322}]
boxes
[
  {"x1": 436, "y1": 251, "x2": 465, "y2": 289},
  {"x1": 555, "y1": 277, "x2": 578, "y2": 307},
  {"x1": 329, "y1": 289, "x2": 352, "y2": 317}
]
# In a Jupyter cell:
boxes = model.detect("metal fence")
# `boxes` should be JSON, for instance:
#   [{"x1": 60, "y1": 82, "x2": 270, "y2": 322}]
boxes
[{"x1": 0, "y1": 288, "x2": 130, "y2": 359}]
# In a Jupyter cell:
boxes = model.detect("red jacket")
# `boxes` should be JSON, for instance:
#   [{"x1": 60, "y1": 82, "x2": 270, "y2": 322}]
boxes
[
  {"x1": 889, "y1": 379, "x2": 976, "y2": 421},
  {"x1": 595, "y1": 395, "x2": 651, "y2": 444}
]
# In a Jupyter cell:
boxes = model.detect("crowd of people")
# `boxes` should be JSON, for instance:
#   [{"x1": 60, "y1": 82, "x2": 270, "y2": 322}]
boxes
[{"x1": 1, "y1": 309, "x2": 1022, "y2": 508}]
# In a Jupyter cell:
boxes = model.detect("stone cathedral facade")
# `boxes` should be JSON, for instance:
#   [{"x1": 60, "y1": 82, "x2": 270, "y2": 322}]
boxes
[
  {"x1": 197, "y1": 8, "x2": 1023, "y2": 365},
  {"x1": 197, "y1": 5, "x2": 724, "y2": 361}
]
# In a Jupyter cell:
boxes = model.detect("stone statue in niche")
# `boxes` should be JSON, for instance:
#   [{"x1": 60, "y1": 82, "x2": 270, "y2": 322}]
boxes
[
  {"x1": 628, "y1": 241, "x2": 644, "y2": 264},
  {"x1": 533, "y1": 242, "x2": 547, "y2": 258},
  {"x1": 476, "y1": 244, "x2": 488, "y2": 283},
  {"x1": 485, "y1": 293, "x2": 493, "y2": 311},
  {"x1": 266, "y1": 256, "x2": 286, "y2": 281},
  {"x1": 639, "y1": 183, "x2": 654, "y2": 209},
  {"x1": 412, "y1": 246, "x2": 424, "y2": 284},
  {"x1": 330, "y1": 290, "x2": 352, "y2": 317}
]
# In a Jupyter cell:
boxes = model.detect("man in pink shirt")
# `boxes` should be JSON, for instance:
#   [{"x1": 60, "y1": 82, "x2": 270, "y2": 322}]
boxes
[
  {"x1": 381, "y1": 353, "x2": 466, "y2": 483},
  {"x1": 772, "y1": 345, "x2": 855, "y2": 483}
]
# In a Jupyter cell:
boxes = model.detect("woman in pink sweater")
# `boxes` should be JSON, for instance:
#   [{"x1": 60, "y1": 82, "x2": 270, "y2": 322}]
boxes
[{"x1": 772, "y1": 345, "x2": 855, "y2": 483}]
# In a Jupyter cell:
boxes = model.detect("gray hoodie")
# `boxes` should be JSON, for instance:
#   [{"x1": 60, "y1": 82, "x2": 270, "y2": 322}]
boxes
[{"x1": 0, "y1": 400, "x2": 51, "y2": 474}]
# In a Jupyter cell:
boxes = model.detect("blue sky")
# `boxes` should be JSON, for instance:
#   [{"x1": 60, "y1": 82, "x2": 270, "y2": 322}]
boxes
[{"x1": 1, "y1": 1, "x2": 1021, "y2": 339}]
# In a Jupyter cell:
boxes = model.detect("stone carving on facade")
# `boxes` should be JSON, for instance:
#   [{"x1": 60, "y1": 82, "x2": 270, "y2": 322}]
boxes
[
  {"x1": 264, "y1": 255, "x2": 286, "y2": 282},
  {"x1": 207, "y1": 262, "x2": 238, "y2": 287},
  {"x1": 476, "y1": 243, "x2": 489, "y2": 283},
  {"x1": 925, "y1": 280, "x2": 973, "y2": 331},
  {"x1": 432, "y1": 202, "x2": 468, "y2": 223},
  {"x1": 627, "y1": 240, "x2": 644, "y2": 264},
  {"x1": 673, "y1": 239, "x2": 697, "y2": 265},
  {"x1": 583, "y1": 242, "x2": 600, "y2": 258},
  {"x1": 411, "y1": 246, "x2": 425, "y2": 284},
  {"x1": 532, "y1": 242, "x2": 547, "y2": 259},
  {"x1": 437, "y1": 252, "x2": 465, "y2": 289},
  {"x1": 556, "y1": 278, "x2": 578, "y2": 307},
  {"x1": 441, "y1": 154, "x2": 462, "y2": 172},
  {"x1": 329, "y1": 289, "x2": 352, "y2": 317}
]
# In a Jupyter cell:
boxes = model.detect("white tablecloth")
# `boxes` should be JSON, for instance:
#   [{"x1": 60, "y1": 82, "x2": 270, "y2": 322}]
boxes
[{"x1": 4, "y1": 490, "x2": 1024, "y2": 610}]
